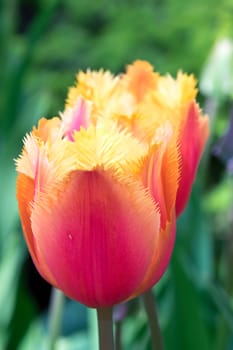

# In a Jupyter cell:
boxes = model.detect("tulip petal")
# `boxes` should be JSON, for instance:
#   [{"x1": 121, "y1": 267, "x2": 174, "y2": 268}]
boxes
[
  {"x1": 146, "y1": 214, "x2": 176, "y2": 289},
  {"x1": 61, "y1": 97, "x2": 91, "y2": 140},
  {"x1": 154, "y1": 72, "x2": 197, "y2": 108},
  {"x1": 124, "y1": 60, "x2": 159, "y2": 102},
  {"x1": 132, "y1": 212, "x2": 176, "y2": 296},
  {"x1": 16, "y1": 173, "x2": 57, "y2": 286},
  {"x1": 70, "y1": 122, "x2": 147, "y2": 175},
  {"x1": 31, "y1": 169, "x2": 160, "y2": 307},
  {"x1": 16, "y1": 133, "x2": 75, "y2": 195},
  {"x1": 176, "y1": 101, "x2": 209, "y2": 215},
  {"x1": 142, "y1": 131, "x2": 179, "y2": 229},
  {"x1": 32, "y1": 117, "x2": 61, "y2": 142},
  {"x1": 66, "y1": 70, "x2": 119, "y2": 110}
]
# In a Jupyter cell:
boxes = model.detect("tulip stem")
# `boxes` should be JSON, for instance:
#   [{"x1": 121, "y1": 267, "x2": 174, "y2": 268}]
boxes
[
  {"x1": 97, "y1": 307, "x2": 115, "y2": 350},
  {"x1": 143, "y1": 290, "x2": 164, "y2": 350},
  {"x1": 47, "y1": 288, "x2": 65, "y2": 350},
  {"x1": 115, "y1": 321, "x2": 122, "y2": 350}
]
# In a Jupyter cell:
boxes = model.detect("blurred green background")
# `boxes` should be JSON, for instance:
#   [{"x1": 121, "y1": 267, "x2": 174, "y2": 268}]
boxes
[{"x1": 1, "y1": 0, "x2": 233, "y2": 349}]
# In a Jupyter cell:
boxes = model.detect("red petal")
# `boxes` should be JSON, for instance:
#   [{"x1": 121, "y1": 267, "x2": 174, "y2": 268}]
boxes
[
  {"x1": 31, "y1": 170, "x2": 160, "y2": 307},
  {"x1": 132, "y1": 212, "x2": 176, "y2": 296},
  {"x1": 176, "y1": 101, "x2": 209, "y2": 215}
]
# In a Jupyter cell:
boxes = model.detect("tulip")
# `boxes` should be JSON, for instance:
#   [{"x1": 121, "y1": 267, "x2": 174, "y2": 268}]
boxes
[{"x1": 16, "y1": 61, "x2": 208, "y2": 308}]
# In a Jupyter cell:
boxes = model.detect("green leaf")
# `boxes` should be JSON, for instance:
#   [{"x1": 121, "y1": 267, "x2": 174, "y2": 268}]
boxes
[
  {"x1": 165, "y1": 253, "x2": 210, "y2": 350},
  {"x1": 19, "y1": 319, "x2": 90, "y2": 350},
  {"x1": 0, "y1": 233, "x2": 25, "y2": 348},
  {"x1": 209, "y1": 283, "x2": 233, "y2": 332}
]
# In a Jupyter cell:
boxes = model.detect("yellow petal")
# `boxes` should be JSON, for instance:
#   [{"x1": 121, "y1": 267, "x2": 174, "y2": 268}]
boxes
[
  {"x1": 70, "y1": 121, "x2": 147, "y2": 175},
  {"x1": 66, "y1": 69, "x2": 119, "y2": 110}
]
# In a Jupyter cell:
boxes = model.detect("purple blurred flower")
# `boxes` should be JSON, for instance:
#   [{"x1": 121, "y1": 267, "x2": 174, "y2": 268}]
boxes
[
  {"x1": 213, "y1": 106, "x2": 233, "y2": 174},
  {"x1": 113, "y1": 303, "x2": 128, "y2": 322}
]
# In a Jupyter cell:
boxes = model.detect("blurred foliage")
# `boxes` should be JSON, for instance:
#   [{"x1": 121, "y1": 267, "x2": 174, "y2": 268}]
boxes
[{"x1": 1, "y1": 0, "x2": 233, "y2": 349}]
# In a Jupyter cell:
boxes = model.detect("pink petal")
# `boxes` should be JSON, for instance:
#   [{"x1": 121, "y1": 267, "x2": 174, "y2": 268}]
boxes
[{"x1": 65, "y1": 97, "x2": 91, "y2": 140}]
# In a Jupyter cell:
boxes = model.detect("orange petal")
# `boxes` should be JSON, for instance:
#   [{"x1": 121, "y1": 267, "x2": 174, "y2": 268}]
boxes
[
  {"x1": 32, "y1": 117, "x2": 61, "y2": 142},
  {"x1": 141, "y1": 134, "x2": 179, "y2": 229},
  {"x1": 16, "y1": 173, "x2": 57, "y2": 286},
  {"x1": 124, "y1": 60, "x2": 159, "y2": 102},
  {"x1": 31, "y1": 169, "x2": 160, "y2": 307}
]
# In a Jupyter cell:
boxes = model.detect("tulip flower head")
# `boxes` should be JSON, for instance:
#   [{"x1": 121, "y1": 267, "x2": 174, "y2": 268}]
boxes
[{"x1": 16, "y1": 61, "x2": 209, "y2": 307}]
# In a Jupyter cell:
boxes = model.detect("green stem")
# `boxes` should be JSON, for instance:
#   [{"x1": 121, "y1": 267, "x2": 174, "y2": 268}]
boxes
[
  {"x1": 143, "y1": 290, "x2": 164, "y2": 350},
  {"x1": 97, "y1": 307, "x2": 115, "y2": 350},
  {"x1": 47, "y1": 288, "x2": 65, "y2": 350},
  {"x1": 115, "y1": 321, "x2": 122, "y2": 350},
  {"x1": 215, "y1": 228, "x2": 233, "y2": 350}
]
